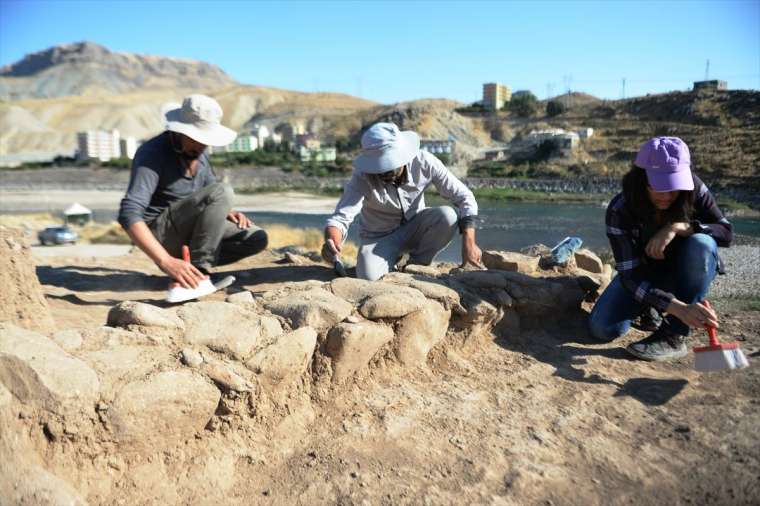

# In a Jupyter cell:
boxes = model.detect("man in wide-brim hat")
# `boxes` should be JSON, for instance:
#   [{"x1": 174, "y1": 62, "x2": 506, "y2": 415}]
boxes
[
  {"x1": 322, "y1": 122, "x2": 483, "y2": 280},
  {"x1": 118, "y1": 94, "x2": 268, "y2": 288}
]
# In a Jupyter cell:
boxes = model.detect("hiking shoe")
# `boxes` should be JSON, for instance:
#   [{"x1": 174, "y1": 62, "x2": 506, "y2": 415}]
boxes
[
  {"x1": 632, "y1": 306, "x2": 663, "y2": 332},
  {"x1": 626, "y1": 327, "x2": 688, "y2": 362}
]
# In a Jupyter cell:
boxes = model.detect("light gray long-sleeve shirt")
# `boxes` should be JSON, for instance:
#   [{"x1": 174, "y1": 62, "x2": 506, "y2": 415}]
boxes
[{"x1": 326, "y1": 150, "x2": 478, "y2": 240}]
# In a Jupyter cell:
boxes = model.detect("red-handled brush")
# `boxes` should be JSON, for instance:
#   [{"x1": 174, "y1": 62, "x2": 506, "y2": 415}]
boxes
[
  {"x1": 693, "y1": 300, "x2": 749, "y2": 372},
  {"x1": 165, "y1": 245, "x2": 218, "y2": 303}
]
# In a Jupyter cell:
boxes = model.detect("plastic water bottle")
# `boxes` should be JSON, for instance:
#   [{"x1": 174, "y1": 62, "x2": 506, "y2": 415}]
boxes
[{"x1": 551, "y1": 236, "x2": 583, "y2": 265}]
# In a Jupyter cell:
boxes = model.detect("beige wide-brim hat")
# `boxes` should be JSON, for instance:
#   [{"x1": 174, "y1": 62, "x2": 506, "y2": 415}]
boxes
[
  {"x1": 162, "y1": 94, "x2": 237, "y2": 147},
  {"x1": 353, "y1": 122, "x2": 420, "y2": 174}
]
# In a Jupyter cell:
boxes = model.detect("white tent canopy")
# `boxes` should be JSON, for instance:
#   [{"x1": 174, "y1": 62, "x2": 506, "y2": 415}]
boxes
[{"x1": 63, "y1": 203, "x2": 92, "y2": 216}]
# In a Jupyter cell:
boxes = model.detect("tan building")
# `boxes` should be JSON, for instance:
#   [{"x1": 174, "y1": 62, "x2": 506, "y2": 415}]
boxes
[{"x1": 482, "y1": 83, "x2": 512, "y2": 111}]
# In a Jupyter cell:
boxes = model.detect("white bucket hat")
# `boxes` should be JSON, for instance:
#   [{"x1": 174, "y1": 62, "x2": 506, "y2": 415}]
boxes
[
  {"x1": 162, "y1": 94, "x2": 237, "y2": 147},
  {"x1": 353, "y1": 122, "x2": 420, "y2": 174}
]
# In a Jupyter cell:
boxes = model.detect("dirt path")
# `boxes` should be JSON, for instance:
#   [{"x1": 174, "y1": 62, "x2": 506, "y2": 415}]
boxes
[{"x1": 27, "y1": 249, "x2": 760, "y2": 505}]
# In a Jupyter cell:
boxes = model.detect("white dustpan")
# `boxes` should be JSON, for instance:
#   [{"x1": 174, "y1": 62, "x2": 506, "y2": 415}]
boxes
[
  {"x1": 165, "y1": 245, "x2": 234, "y2": 303},
  {"x1": 166, "y1": 278, "x2": 218, "y2": 303}
]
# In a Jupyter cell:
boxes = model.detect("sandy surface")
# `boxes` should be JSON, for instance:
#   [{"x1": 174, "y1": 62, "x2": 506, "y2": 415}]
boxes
[
  {"x1": 15, "y1": 246, "x2": 759, "y2": 505},
  {"x1": 0, "y1": 189, "x2": 339, "y2": 214}
]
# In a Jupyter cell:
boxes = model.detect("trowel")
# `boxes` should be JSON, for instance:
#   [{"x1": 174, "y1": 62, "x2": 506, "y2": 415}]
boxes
[{"x1": 327, "y1": 239, "x2": 347, "y2": 277}]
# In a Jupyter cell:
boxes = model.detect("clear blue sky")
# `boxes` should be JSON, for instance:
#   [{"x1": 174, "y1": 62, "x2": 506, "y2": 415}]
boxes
[{"x1": 1, "y1": 0, "x2": 758, "y2": 104}]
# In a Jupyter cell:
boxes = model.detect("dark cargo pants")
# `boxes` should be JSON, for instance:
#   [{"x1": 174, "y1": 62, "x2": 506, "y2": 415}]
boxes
[{"x1": 149, "y1": 182, "x2": 268, "y2": 272}]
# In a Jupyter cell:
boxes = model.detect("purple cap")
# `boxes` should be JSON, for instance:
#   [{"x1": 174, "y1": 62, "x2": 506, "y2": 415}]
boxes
[{"x1": 634, "y1": 137, "x2": 694, "y2": 192}]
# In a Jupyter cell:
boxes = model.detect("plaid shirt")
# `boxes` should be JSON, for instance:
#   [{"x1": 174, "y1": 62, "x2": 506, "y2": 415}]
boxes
[{"x1": 605, "y1": 176, "x2": 733, "y2": 312}]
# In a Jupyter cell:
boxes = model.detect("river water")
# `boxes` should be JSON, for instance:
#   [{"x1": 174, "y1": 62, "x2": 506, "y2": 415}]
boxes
[{"x1": 245, "y1": 198, "x2": 760, "y2": 263}]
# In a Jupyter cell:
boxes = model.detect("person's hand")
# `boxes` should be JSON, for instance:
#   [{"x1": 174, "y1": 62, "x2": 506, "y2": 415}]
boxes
[
  {"x1": 227, "y1": 211, "x2": 252, "y2": 229},
  {"x1": 158, "y1": 256, "x2": 207, "y2": 289},
  {"x1": 460, "y1": 229, "x2": 484, "y2": 269},
  {"x1": 321, "y1": 226, "x2": 343, "y2": 263},
  {"x1": 645, "y1": 225, "x2": 678, "y2": 259},
  {"x1": 667, "y1": 300, "x2": 719, "y2": 329}
]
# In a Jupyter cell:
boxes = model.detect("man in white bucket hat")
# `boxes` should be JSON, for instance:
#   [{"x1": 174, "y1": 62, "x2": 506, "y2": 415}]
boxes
[
  {"x1": 322, "y1": 122, "x2": 483, "y2": 281},
  {"x1": 118, "y1": 94, "x2": 268, "y2": 289}
]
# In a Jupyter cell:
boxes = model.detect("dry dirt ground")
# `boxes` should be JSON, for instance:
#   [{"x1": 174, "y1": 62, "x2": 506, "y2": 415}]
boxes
[{"x1": 14, "y1": 245, "x2": 758, "y2": 506}]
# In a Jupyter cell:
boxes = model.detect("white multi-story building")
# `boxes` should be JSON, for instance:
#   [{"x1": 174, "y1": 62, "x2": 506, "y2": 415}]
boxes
[
  {"x1": 119, "y1": 137, "x2": 139, "y2": 159},
  {"x1": 77, "y1": 129, "x2": 121, "y2": 162},
  {"x1": 250, "y1": 124, "x2": 271, "y2": 147}
]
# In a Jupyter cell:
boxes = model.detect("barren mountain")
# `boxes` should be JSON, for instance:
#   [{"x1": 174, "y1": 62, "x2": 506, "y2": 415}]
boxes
[{"x1": 0, "y1": 41, "x2": 237, "y2": 100}]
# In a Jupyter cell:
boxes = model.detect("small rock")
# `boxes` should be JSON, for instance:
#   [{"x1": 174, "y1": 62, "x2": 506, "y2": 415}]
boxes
[
  {"x1": 50, "y1": 329, "x2": 83, "y2": 351},
  {"x1": 202, "y1": 360, "x2": 253, "y2": 392},
  {"x1": 574, "y1": 249, "x2": 604, "y2": 274},
  {"x1": 180, "y1": 348, "x2": 204, "y2": 368},
  {"x1": 246, "y1": 327, "x2": 318, "y2": 383},
  {"x1": 326, "y1": 322, "x2": 395, "y2": 382},
  {"x1": 359, "y1": 292, "x2": 425, "y2": 319},
  {"x1": 264, "y1": 288, "x2": 353, "y2": 332},
  {"x1": 107, "y1": 301, "x2": 185, "y2": 330},
  {"x1": 395, "y1": 301, "x2": 450, "y2": 366},
  {"x1": 482, "y1": 251, "x2": 540, "y2": 274},
  {"x1": 225, "y1": 291, "x2": 254, "y2": 305},
  {"x1": 494, "y1": 289, "x2": 514, "y2": 308}
]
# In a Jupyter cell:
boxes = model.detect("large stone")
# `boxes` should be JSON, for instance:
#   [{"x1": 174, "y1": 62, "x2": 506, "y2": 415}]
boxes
[
  {"x1": 326, "y1": 322, "x2": 395, "y2": 382},
  {"x1": 0, "y1": 227, "x2": 55, "y2": 333},
  {"x1": 452, "y1": 270, "x2": 507, "y2": 289},
  {"x1": 394, "y1": 301, "x2": 451, "y2": 366},
  {"x1": 107, "y1": 301, "x2": 185, "y2": 330},
  {"x1": 1, "y1": 463, "x2": 88, "y2": 506},
  {"x1": 382, "y1": 272, "x2": 465, "y2": 313},
  {"x1": 264, "y1": 288, "x2": 352, "y2": 332},
  {"x1": 0, "y1": 323, "x2": 99, "y2": 411},
  {"x1": 108, "y1": 370, "x2": 220, "y2": 448},
  {"x1": 359, "y1": 292, "x2": 425, "y2": 319},
  {"x1": 202, "y1": 359, "x2": 254, "y2": 392},
  {"x1": 329, "y1": 277, "x2": 425, "y2": 304},
  {"x1": 226, "y1": 290, "x2": 254, "y2": 305},
  {"x1": 177, "y1": 301, "x2": 282, "y2": 360},
  {"x1": 50, "y1": 329, "x2": 83, "y2": 351},
  {"x1": 246, "y1": 327, "x2": 317, "y2": 383},
  {"x1": 482, "y1": 251, "x2": 540, "y2": 274},
  {"x1": 81, "y1": 345, "x2": 171, "y2": 401},
  {"x1": 574, "y1": 248, "x2": 604, "y2": 274}
]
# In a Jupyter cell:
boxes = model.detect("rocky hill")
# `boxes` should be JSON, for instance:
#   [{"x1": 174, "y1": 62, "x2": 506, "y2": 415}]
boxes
[{"x1": 0, "y1": 41, "x2": 237, "y2": 100}]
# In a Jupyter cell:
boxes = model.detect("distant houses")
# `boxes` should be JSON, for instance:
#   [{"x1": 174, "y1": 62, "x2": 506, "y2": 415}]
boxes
[
  {"x1": 77, "y1": 129, "x2": 138, "y2": 162},
  {"x1": 693, "y1": 80, "x2": 727, "y2": 91}
]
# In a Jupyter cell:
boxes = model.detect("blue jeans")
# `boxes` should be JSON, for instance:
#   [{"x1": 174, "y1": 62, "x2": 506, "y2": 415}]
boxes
[{"x1": 588, "y1": 234, "x2": 718, "y2": 340}]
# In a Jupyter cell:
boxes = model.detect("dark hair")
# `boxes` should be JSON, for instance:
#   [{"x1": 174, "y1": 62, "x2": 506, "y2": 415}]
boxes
[{"x1": 622, "y1": 164, "x2": 694, "y2": 224}]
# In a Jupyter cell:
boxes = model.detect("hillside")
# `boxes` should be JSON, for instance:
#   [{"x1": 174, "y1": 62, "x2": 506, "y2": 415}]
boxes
[
  {"x1": 0, "y1": 41, "x2": 237, "y2": 100},
  {"x1": 471, "y1": 89, "x2": 760, "y2": 182}
]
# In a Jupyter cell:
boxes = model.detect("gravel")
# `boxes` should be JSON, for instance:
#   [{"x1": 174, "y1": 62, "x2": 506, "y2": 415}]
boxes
[{"x1": 712, "y1": 243, "x2": 760, "y2": 299}]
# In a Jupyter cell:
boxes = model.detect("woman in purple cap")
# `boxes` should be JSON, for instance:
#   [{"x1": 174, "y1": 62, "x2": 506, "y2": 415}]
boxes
[{"x1": 588, "y1": 137, "x2": 733, "y2": 361}]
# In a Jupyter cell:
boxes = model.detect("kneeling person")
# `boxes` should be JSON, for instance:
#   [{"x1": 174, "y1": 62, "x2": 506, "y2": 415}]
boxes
[
  {"x1": 322, "y1": 122, "x2": 482, "y2": 281},
  {"x1": 118, "y1": 94, "x2": 268, "y2": 288},
  {"x1": 588, "y1": 137, "x2": 733, "y2": 361}
]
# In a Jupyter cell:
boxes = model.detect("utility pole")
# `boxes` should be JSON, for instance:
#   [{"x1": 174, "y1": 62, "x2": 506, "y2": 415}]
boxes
[
  {"x1": 705, "y1": 59, "x2": 710, "y2": 81},
  {"x1": 621, "y1": 78, "x2": 626, "y2": 99}
]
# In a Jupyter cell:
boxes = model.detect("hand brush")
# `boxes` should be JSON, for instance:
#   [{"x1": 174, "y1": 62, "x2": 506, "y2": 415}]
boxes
[{"x1": 693, "y1": 300, "x2": 749, "y2": 372}]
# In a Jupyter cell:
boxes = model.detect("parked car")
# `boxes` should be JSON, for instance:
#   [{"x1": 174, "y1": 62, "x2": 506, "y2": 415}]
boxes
[{"x1": 38, "y1": 226, "x2": 78, "y2": 245}]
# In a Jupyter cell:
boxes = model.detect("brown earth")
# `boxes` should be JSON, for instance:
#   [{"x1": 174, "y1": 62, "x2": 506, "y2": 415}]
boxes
[{"x1": 1, "y1": 233, "x2": 758, "y2": 506}]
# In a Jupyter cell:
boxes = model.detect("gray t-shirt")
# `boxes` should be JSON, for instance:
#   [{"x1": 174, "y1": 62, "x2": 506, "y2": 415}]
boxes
[{"x1": 118, "y1": 132, "x2": 216, "y2": 229}]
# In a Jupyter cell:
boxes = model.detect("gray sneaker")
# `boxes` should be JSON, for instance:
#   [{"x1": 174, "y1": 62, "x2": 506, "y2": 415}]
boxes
[{"x1": 626, "y1": 328, "x2": 688, "y2": 362}]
